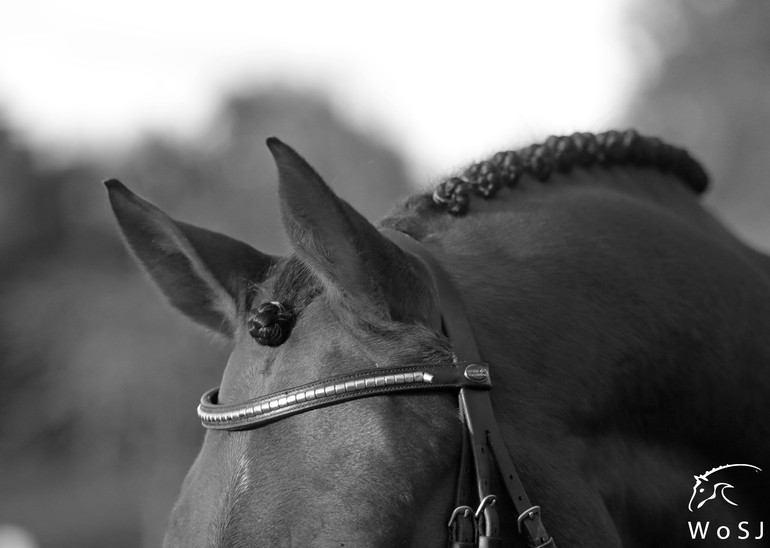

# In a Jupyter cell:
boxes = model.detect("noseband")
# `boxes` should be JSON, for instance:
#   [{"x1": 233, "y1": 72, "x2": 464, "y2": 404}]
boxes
[{"x1": 197, "y1": 230, "x2": 555, "y2": 548}]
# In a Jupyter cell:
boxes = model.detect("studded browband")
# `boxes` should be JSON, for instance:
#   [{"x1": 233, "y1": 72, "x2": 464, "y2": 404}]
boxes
[
  {"x1": 196, "y1": 229, "x2": 555, "y2": 548},
  {"x1": 198, "y1": 363, "x2": 491, "y2": 430}
]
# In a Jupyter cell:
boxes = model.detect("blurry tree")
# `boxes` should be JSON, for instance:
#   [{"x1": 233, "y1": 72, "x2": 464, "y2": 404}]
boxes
[
  {"x1": 0, "y1": 88, "x2": 412, "y2": 547},
  {"x1": 0, "y1": 125, "x2": 64, "y2": 269},
  {"x1": 626, "y1": 0, "x2": 770, "y2": 250}
]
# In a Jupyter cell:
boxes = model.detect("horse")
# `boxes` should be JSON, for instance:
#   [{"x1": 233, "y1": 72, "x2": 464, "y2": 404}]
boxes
[{"x1": 106, "y1": 130, "x2": 770, "y2": 547}]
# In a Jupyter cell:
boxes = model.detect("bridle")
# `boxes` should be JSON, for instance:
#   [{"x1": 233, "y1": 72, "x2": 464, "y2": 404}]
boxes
[{"x1": 196, "y1": 230, "x2": 556, "y2": 548}]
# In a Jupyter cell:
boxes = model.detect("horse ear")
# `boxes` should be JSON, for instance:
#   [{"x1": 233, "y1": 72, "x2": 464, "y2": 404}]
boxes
[
  {"x1": 266, "y1": 138, "x2": 435, "y2": 323},
  {"x1": 105, "y1": 179, "x2": 276, "y2": 338}
]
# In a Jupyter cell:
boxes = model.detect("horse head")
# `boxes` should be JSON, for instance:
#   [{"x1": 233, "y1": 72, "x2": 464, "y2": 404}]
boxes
[
  {"x1": 108, "y1": 130, "x2": 770, "y2": 546},
  {"x1": 107, "y1": 139, "x2": 462, "y2": 547}
]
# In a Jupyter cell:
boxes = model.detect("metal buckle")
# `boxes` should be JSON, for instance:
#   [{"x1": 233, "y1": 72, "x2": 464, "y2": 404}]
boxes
[
  {"x1": 473, "y1": 493, "x2": 497, "y2": 534},
  {"x1": 474, "y1": 495, "x2": 497, "y2": 521},
  {"x1": 448, "y1": 505, "x2": 475, "y2": 546},
  {"x1": 447, "y1": 505, "x2": 474, "y2": 528},
  {"x1": 516, "y1": 505, "x2": 554, "y2": 547},
  {"x1": 516, "y1": 504, "x2": 541, "y2": 533}
]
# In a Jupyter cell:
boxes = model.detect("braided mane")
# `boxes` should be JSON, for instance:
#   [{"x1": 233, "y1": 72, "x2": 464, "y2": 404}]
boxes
[{"x1": 426, "y1": 129, "x2": 709, "y2": 216}]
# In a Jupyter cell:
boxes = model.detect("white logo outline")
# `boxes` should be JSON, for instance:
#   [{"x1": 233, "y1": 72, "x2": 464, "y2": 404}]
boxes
[{"x1": 688, "y1": 463, "x2": 762, "y2": 512}]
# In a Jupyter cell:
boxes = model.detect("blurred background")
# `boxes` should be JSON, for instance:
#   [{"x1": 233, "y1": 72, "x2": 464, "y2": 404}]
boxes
[{"x1": 1, "y1": 0, "x2": 768, "y2": 546}]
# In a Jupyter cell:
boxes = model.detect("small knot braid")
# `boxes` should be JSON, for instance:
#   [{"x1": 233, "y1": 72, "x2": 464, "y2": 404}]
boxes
[
  {"x1": 432, "y1": 129, "x2": 709, "y2": 216},
  {"x1": 248, "y1": 301, "x2": 294, "y2": 347}
]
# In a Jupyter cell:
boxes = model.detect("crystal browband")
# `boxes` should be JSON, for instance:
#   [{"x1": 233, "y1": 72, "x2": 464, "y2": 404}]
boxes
[{"x1": 198, "y1": 362, "x2": 491, "y2": 431}]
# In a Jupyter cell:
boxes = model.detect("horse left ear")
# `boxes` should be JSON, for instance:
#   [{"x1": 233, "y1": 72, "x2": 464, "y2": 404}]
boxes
[{"x1": 266, "y1": 137, "x2": 435, "y2": 324}]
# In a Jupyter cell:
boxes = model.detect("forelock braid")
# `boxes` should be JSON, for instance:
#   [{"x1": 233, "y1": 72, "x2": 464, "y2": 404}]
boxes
[{"x1": 431, "y1": 129, "x2": 709, "y2": 216}]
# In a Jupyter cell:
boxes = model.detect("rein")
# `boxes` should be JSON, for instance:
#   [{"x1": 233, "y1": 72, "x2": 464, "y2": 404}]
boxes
[{"x1": 196, "y1": 230, "x2": 555, "y2": 548}]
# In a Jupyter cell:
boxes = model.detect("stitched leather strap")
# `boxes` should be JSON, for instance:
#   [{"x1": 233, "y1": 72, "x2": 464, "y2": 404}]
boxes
[
  {"x1": 450, "y1": 424, "x2": 476, "y2": 545},
  {"x1": 383, "y1": 229, "x2": 555, "y2": 548}
]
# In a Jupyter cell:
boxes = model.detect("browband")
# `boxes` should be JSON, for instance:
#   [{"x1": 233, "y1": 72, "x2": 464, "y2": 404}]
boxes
[{"x1": 198, "y1": 362, "x2": 491, "y2": 430}]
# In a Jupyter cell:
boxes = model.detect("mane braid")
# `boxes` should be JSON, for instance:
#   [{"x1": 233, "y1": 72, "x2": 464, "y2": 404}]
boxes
[{"x1": 431, "y1": 129, "x2": 710, "y2": 216}]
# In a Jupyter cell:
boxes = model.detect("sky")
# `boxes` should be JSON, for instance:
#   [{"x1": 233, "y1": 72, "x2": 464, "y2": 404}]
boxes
[{"x1": 0, "y1": 0, "x2": 640, "y2": 176}]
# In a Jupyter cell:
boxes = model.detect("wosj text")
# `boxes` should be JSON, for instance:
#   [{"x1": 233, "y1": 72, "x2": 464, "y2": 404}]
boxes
[{"x1": 688, "y1": 521, "x2": 764, "y2": 541}]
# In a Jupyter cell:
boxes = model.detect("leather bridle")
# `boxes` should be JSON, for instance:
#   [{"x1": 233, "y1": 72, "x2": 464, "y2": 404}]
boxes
[{"x1": 197, "y1": 230, "x2": 555, "y2": 548}]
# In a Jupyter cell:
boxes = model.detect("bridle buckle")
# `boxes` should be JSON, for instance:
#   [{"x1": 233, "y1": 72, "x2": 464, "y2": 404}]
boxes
[
  {"x1": 474, "y1": 494, "x2": 497, "y2": 522},
  {"x1": 517, "y1": 505, "x2": 541, "y2": 534},
  {"x1": 448, "y1": 505, "x2": 475, "y2": 547},
  {"x1": 447, "y1": 505, "x2": 474, "y2": 528}
]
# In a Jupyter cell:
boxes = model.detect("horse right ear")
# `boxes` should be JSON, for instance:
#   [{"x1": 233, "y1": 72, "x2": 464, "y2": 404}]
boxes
[{"x1": 105, "y1": 179, "x2": 276, "y2": 339}]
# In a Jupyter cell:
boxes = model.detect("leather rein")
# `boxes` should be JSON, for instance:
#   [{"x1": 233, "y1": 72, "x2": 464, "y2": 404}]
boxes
[{"x1": 197, "y1": 230, "x2": 555, "y2": 548}]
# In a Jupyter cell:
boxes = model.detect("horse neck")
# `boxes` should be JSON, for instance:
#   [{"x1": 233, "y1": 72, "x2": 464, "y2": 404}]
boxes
[{"x1": 395, "y1": 166, "x2": 770, "y2": 458}]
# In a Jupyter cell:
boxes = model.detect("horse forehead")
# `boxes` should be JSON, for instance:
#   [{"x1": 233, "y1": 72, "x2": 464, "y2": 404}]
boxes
[
  {"x1": 220, "y1": 299, "x2": 354, "y2": 401},
  {"x1": 179, "y1": 405, "x2": 447, "y2": 547},
  {"x1": 234, "y1": 397, "x2": 458, "y2": 542}
]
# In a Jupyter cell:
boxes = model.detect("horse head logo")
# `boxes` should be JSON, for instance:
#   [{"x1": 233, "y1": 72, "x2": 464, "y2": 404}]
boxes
[{"x1": 688, "y1": 464, "x2": 761, "y2": 512}]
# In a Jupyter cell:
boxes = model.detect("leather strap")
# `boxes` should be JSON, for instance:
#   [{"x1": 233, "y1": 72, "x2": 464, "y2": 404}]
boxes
[
  {"x1": 381, "y1": 230, "x2": 481, "y2": 358},
  {"x1": 383, "y1": 229, "x2": 555, "y2": 548},
  {"x1": 450, "y1": 425, "x2": 476, "y2": 545}
]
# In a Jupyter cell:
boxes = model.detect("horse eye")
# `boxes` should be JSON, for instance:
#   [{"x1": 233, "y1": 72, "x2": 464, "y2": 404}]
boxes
[{"x1": 247, "y1": 301, "x2": 294, "y2": 347}]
